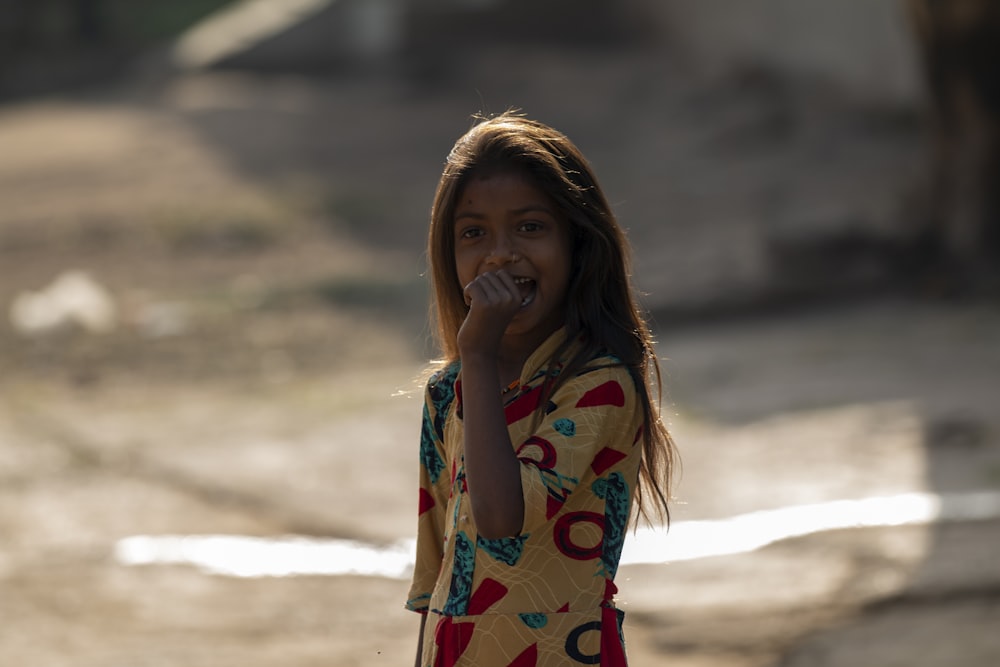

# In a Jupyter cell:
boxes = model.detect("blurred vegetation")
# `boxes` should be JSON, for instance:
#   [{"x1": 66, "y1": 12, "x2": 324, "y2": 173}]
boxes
[
  {"x1": 308, "y1": 275, "x2": 428, "y2": 316},
  {"x1": 152, "y1": 206, "x2": 285, "y2": 254},
  {"x1": 2, "y1": 0, "x2": 239, "y2": 48},
  {"x1": 102, "y1": 0, "x2": 238, "y2": 41},
  {"x1": 0, "y1": 0, "x2": 244, "y2": 96}
]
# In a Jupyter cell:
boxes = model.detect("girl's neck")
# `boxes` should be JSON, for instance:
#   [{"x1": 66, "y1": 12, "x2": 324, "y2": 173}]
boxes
[
  {"x1": 495, "y1": 325, "x2": 562, "y2": 382},
  {"x1": 495, "y1": 347, "x2": 529, "y2": 386}
]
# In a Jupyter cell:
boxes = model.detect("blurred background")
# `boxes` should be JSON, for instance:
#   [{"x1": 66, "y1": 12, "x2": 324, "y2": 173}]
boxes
[{"x1": 1, "y1": 1, "x2": 999, "y2": 666}]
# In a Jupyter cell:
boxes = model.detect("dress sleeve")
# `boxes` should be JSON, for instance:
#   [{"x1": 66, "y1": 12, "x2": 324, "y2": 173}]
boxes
[
  {"x1": 514, "y1": 363, "x2": 643, "y2": 535},
  {"x1": 405, "y1": 367, "x2": 456, "y2": 613}
]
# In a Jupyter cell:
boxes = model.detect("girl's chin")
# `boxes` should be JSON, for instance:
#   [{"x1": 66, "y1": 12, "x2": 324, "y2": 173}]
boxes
[
  {"x1": 503, "y1": 312, "x2": 537, "y2": 335},
  {"x1": 504, "y1": 308, "x2": 564, "y2": 340}
]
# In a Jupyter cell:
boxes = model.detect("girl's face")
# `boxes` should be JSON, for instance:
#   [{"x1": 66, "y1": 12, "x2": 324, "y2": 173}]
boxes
[{"x1": 453, "y1": 169, "x2": 573, "y2": 345}]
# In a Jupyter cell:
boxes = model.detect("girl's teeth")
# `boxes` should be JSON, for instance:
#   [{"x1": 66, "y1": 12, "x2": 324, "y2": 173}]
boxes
[{"x1": 514, "y1": 277, "x2": 535, "y2": 306}]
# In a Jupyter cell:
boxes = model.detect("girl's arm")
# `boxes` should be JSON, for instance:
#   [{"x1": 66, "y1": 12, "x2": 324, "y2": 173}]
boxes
[
  {"x1": 457, "y1": 269, "x2": 526, "y2": 539},
  {"x1": 460, "y1": 353, "x2": 525, "y2": 539}
]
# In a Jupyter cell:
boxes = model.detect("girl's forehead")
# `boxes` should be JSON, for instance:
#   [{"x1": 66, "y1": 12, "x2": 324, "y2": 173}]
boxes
[{"x1": 454, "y1": 168, "x2": 550, "y2": 205}]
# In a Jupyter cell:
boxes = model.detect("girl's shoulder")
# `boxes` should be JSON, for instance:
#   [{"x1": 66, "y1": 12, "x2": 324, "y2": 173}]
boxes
[
  {"x1": 425, "y1": 359, "x2": 461, "y2": 397},
  {"x1": 574, "y1": 347, "x2": 627, "y2": 378},
  {"x1": 584, "y1": 347, "x2": 623, "y2": 367},
  {"x1": 565, "y1": 349, "x2": 640, "y2": 394}
]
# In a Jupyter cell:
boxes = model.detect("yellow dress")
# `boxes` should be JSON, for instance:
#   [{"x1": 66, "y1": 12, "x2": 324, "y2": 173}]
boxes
[{"x1": 407, "y1": 329, "x2": 644, "y2": 666}]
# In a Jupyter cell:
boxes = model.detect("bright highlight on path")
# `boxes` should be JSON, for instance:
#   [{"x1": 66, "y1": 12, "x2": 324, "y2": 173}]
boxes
[
  {"x1": 115, "y1": 490, "x2": 1000, "y2": 579},
  {"x1": 116, "y1": 534, "x2": 416, "y2": 579},
  {"x1": 620, "y1": 489, "x2": 1000, "y2": 565}
]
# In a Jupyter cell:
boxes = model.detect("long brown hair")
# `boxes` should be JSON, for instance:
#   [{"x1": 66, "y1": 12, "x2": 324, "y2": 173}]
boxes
[{"x1": 427, "y1": 111, "x2": 676, "y2": 524}]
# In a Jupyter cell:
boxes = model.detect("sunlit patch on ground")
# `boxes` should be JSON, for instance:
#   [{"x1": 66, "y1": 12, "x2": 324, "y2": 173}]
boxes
[{"x1": 114, "y1": 490, "x2": 1000, "y2": 579}]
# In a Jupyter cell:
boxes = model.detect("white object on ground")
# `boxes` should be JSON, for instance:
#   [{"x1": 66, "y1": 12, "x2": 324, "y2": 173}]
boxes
[{"x1": 10, "y1": 270, "x2": 117, "y2": 335}]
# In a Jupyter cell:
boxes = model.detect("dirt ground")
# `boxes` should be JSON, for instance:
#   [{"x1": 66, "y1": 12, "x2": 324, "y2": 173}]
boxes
[{"x1": 2, "y1": 47, "x2": 999, "y2": 666}]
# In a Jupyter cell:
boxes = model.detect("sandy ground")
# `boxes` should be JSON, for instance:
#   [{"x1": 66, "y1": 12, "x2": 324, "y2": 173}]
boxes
[{"x1": 2, "y1": 48, "x2": 999, "y2": 666}]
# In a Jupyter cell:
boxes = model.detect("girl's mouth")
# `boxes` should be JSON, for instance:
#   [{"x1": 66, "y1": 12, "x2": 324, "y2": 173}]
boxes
[{"x1": 513, "y1": 277, "x2": 536, "y2": 306}]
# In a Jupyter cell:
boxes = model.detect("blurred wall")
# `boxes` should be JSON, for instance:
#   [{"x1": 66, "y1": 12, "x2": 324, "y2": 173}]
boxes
[
  {"x1": 651, "y1": 0, "x2": 923, "y2": 106},
  {"x1": 182, "y1": 0, "x2": 651, "y2": 72},
  {"x1": 175, "y1": 0, "x2": 924, "y2": 108},
  {"x1": 173, "y1": 0, "x2": 405, "y2": 71}
]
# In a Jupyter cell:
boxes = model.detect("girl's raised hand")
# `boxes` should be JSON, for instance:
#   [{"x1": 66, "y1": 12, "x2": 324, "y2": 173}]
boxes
[{"x1": 457, "y1": 269, "x2": 522, "y2": 357}]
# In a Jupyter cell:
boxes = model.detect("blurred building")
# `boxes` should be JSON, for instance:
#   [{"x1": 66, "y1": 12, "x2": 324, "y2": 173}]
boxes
[{"x1": 172, "y1": 0, "x2": 922, "y2": 107}]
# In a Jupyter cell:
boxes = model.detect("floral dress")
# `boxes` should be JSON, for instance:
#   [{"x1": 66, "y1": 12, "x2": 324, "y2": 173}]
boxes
[{"x1": 407, "y1": 329, "x2": 644, "y2": 666}]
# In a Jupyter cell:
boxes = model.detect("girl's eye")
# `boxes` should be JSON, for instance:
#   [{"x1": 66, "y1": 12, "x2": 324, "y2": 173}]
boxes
[
  {"x1": 519, "y1": 221, "x2": 543, "y2": 233},
  {"x1": 458, "y1": 227, "x2": 483, "y2": 240}
]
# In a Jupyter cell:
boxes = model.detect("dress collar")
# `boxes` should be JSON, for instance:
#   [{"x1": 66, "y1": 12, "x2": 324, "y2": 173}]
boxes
[{"x1": 517, "y1": 327, "x2": 579, "y2": 384}]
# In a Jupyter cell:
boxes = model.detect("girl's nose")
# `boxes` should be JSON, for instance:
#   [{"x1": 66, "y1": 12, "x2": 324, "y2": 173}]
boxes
[{"x1": 486, "y1": 242, "x2": 520, "y2": 266}]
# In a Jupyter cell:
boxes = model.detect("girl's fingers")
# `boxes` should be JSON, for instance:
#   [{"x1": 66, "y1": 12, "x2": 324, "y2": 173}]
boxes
[
  {"x1": 458, "y1": 271, "x2": 521, "y2": 352},
  {"x1": 495, "y1": 270, "x2": 520, "y2": 296},
  {"x1": 465, "y1": 271, "x2": 518, "y2": 306},
  {"x1": 480, "y1": 273, "x2": 515, "y2": 304}
]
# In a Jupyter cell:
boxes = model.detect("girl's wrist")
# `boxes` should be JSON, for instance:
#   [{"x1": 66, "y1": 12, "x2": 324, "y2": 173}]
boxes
[
  {"x1": 460, "y1": 355, "x2": 501, "y2": 386},
  {"x1": 457, "y1": 338, "x2": 503, "y2": 366},
  {"x1": 459, "y1": 349, "x2": 497, "y2": 366}
]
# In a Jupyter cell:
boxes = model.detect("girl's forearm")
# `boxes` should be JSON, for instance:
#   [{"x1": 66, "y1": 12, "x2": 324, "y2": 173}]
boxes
[{"x1": 460, "y1": 356, "x2": 525, "y2": 538}]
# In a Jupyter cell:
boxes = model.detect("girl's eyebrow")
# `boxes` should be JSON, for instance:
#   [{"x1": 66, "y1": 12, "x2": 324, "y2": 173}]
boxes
[
  {"x1": 511, "y1": 205, "x2": 556, "y2": 216},
  {"x1": 453, "y1": 210, "x2": 484, "y2": 222},
  {"x1": 454, "y1": 205, "x2": 555, "y2": 221}
]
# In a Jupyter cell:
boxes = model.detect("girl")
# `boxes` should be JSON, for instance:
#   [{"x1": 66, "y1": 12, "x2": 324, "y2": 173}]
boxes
[{"x1": 408, "y1": 111, "x2": 676, "y2": 667}]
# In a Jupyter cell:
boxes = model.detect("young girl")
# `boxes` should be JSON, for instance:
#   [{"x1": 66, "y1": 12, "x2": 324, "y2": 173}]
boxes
[{"x1": 408, "y1": 112, "x2": 676, "y2": 667}]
